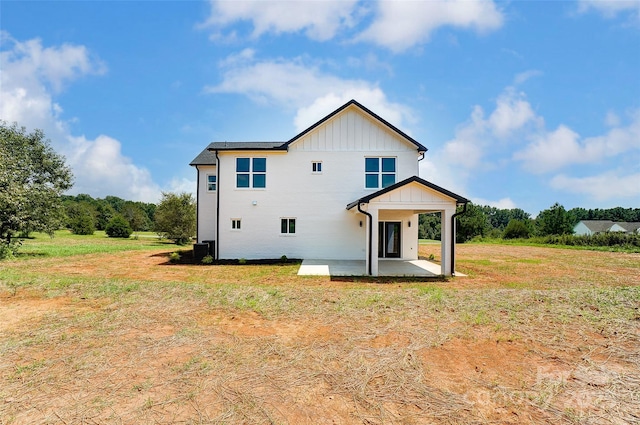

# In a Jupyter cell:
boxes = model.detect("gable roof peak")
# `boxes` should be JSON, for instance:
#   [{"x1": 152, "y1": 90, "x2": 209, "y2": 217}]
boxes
[{"x1": 284, "y1": 99, "x2": 427, "y2": 152}]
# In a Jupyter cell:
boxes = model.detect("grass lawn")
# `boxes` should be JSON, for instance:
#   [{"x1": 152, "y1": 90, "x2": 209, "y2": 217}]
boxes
[
  {"x1": 1, "y1": 236, "x2": 639, "y2": 424},
  {"x1": 12, "y1": 230, "x2": 174, "y2": 258}
]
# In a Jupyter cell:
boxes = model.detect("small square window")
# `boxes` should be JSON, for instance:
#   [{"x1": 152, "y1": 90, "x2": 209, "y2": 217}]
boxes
[
  {"x1": 365, "y1": 157, "x2": 379, "y2": 172},
  {"x1": 365, "y1": 174, "x2": 379, "y2": 188},
  {"x1": 236, "y1": 158, "x2": 250, "y2": 172},
  {"x1": 253, "y1": 158, "x2": 266, "y2": 173},
  {"x1": 253, "y1": 173, "x2": 266, "y2": 188},
  {"x1": 207, "y1": 175, "x2": 217, "y2": 191},
  {"x1": 382, "y1": 157, "x2": 395, "y2": 173},
  {"x1": 237, "y1": 174, "x2": 250, "y2": 188},
  {"x1": 231, "y1": 219, "x2": 241, "y2": 230},
  {"x1": 312, "y1": 161, "x2": 322, "y2": 173}
]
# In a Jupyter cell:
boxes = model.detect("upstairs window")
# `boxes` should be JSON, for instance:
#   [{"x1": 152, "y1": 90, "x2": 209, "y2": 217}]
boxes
[
  {"x1": 236, "y1": 158, "x2": 266, "y2": 188},
  {"x1": 207, "y1": 175, "x2": 217, "y2": 191},
  {"x1": 281, "y1": 218, "x2": 296, "y2": 234},
  {"x1": 312, "y1": 161, "x2": 322, "y2": 173},
  {"x1": 365, "y1": 157, "x2": 396, "y2": 189},
  {"x1": 231, "y1": 219, "x2": 241, "y2": 230}
]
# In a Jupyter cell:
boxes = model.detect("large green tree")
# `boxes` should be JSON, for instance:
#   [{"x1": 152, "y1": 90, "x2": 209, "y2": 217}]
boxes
[
  {"x1": 536, "y1": 203, "x2": 574, "y2": 236},
  {"x1": 154, "y1": 192, "x2": 196, "y2": 245},
  {"x1": 0, "y1": 122, "x2": 73, "y2": 256}
]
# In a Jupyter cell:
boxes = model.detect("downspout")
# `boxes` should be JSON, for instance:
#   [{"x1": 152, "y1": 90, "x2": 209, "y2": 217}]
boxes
[
  {"x1": 357, "y1": 202, "x2": 372, "y2": 276},
  {"x1": 450, "y1": 202, "x2": 468, "y2": 276},
  {"x1": 195, "y1": 167, "x2": 200, "y2": 242},
  {"x1": 215, "y1": 150, "x2": 220, "y2": 260}
]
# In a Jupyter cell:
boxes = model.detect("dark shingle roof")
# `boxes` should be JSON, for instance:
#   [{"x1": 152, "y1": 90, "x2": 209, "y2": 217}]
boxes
[
  {"x1": 189, "y1": 147, "x2": 218, "y2": 166},
  {"x1": 346, "y1": 176, "x2": 468, "y2": 210},
  {"x1": 189, "y1": 142, "x2": 287, "y2": 166},
  {"x1": 578, "y1": 220, "x2": 615, "y2": 233},
  {"x1": 614, "y1": 222, "x2": 640, "y2": 232}
]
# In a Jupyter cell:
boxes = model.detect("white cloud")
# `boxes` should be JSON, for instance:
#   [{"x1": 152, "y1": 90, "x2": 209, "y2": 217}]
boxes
[
  {"x1": 514, "y1": 110, "x2": 640, "y2": 173},
  {"x1": 577, "y1": 0, "x2": 640, "y2": 20},
  {"x1": 200, "y1": 0, "x2": 360, "y2": 41},
  {"x1": 356, "y1": 0, "x2": 504, "y2": 52},
  {"x1": 488, "y1": 87, "x2": 540, "y2": 138},
  {"x1": 550, "y1": 172, "x2": 640, "y2": 201},
  {"x1": 206, "y1": 52, "x2": 413, "y2": 132},
  {"x1": 513, "y1": 69, "x2": 542, "y2": 86},
  {"x1": 472, "y1": 197, "x2": 517, "y2": 209},
  {"x1": 437, "y1": 87, "x2": 539, "y2": 172},
  {"x1": 0, "y1": 33, "x2": 161, "y2": 203},
  {"x1": 605, "y1": 110, "x2": 621, "y2": 127},
  {"x1": 419, "y1": 84, "x2": 541, "y2": 201},
  {"x1": 165, "y1": 177, "x2": 197, "y2": 197},
  {"x1": 66, "y1": 135, "x2": 161, "y2": 202}
]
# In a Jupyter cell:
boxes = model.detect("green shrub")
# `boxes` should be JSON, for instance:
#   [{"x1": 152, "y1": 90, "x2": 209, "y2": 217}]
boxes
[
  {"x1": 503, "y1": 219, "x2": 531, "y2": 239},
  {"x1": 169, "y1": 251, "x2": 181, "y2": 263},
  {"x1": 105, "y1": 216, "x2": 132, "y2": 238},
  {"x1": 0, "y1": 239, "x2": 22, "y2": 260},
  {"x1": 69, "y1": 213, "x2": 95, "y2": 235},
  {"x1": 201, "y1": 255, "x2": 213, "y2": 264}
]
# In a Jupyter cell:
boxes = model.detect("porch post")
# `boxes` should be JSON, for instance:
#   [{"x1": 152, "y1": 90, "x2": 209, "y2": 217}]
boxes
[
  {"x1": 370, "y1": 208, "x2": 379, "y2": 276},
  {"x1": 441, "y1": 208, "x2": 454, "y2": 276}
]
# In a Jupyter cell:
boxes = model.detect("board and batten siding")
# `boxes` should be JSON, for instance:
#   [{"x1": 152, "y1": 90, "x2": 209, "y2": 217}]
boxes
[
  {"x1": 372, "y1": 182, "x2": 457, "y2": 210},
  {"x1": 290, "y1": 109, "x2": 418, "y2": 153}
]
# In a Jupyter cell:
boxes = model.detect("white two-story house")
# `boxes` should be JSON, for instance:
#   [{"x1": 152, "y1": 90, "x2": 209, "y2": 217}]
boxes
[{"x1": 190, "y1": 100, "x2": 468, "y2": 276}]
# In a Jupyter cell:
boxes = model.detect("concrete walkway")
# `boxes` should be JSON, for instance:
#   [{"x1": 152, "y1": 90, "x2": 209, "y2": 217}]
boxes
[{"x1": 297, "y1": 259, "x2": 465, "y2": 277}]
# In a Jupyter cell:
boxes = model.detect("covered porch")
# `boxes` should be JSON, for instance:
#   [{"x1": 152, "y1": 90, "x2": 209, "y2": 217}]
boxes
[{"x1": 346, "y1": 176, "x2": 468, "y2": 277}]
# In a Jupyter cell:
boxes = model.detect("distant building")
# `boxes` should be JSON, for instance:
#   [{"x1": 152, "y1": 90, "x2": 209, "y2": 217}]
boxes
[{"x1": 573, "y1": 220, "x2": 640, "y2": 236}]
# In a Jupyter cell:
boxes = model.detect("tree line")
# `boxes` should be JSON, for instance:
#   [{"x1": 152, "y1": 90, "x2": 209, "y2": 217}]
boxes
[
  {"x1": 1, "y1": 122, "x2": 197, "y2": 259},
  {"x1": 61, "y1": 194, "x2": 157, "y2": 235},
  {"x1": 420, "y1": 203, "x2": 640, "y2": 242},
  {"x1": 60, "y1": 193, "x2": 195, "y2": 244}
]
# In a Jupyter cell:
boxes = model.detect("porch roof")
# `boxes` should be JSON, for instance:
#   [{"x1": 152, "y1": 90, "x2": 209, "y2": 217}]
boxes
[{"x1": 346, "y1": 176, "x2": 469, "y2": 210}]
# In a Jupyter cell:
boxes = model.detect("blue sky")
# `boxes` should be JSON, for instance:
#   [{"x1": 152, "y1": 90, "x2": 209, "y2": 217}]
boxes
[{"x1": 1, "y1": 0, "x2": 639, "y2": 214}]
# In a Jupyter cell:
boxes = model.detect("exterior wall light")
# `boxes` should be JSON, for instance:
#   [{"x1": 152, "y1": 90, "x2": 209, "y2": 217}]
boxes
[
  {"x1": 408, "y1": 221, "x2": 411, "y2": 227},
  {"x1": 252, "y1": 200, "x2": 257, "y2": 206},
  {"x1": 359, "y1": 221, "x2": 363, "y2": 227}
]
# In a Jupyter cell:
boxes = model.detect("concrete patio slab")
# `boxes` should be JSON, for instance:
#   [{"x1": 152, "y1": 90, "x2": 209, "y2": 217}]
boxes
[{"x1": 298, "y1": 259, "x2": 466, "y2": 277}]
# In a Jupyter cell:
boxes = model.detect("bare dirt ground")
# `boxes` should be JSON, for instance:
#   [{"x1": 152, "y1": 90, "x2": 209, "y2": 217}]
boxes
[{"x1": 1, "y1": 244, "x2": 639, "y2": 424}]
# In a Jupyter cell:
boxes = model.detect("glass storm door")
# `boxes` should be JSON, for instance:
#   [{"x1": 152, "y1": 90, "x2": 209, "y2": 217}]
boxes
[{"x1": 378, "y1": 221, "x2": 401, "y2": 258}]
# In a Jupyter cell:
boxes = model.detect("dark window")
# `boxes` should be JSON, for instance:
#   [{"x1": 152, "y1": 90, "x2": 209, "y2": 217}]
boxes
[
  {"x1": 365, "y1": 157, "x2": 396, "y2": 189},
  {"x1": 207, "y1": 175, "x2": 217, "y2": 191},
  {"x1": 281, "y1": 218, "x2": 296, "y2": 234},
  {"x1": 236, "y1": 157, "x2": 266, "y2": 188}
]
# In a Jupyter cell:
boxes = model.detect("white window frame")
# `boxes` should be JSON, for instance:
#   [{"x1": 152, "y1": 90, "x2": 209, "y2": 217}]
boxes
[
  {"x1": 231, "y1": 219, "x2": 241, "y2": 230},
  {"x1": 236, "y1": 157, "x2": 266, "y2": 189},
  {"x1": 312, "y1": 161, "x2": 322, "y2": 174},
  {"x1": 365, "y1": 157, "x2": 396, "y2": 189},
  {"x1": 206, "y1": 174, "x2": 217, "y2": 192},
  {"x1": 280, "y1": 217, "x2": 296, "y2": 235}
]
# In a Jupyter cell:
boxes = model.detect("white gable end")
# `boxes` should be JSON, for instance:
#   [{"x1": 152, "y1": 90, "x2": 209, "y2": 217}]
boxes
[
  {"x1": 372, "y1": 182, "x2": 456, "y2": 208},
  {"x1": 290, "y1": 108, "x2": 417, "y2": 152}
]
